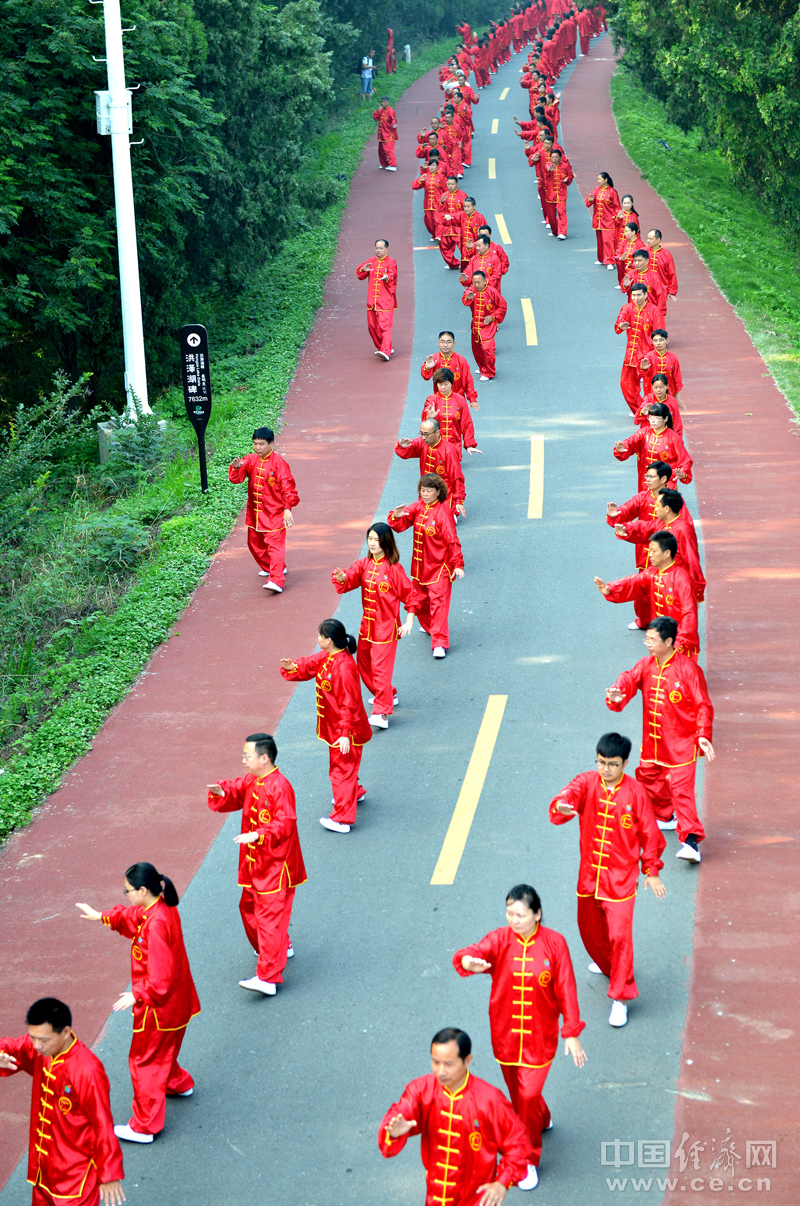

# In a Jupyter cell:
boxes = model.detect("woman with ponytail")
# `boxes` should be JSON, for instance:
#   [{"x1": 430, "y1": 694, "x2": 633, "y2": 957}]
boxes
[
  {"x1": 280, "y1": 619, "x2": 372, "y2": 834},
  {"x1": 76, "y1": 863, "x2": 200, "y2": 1143}
]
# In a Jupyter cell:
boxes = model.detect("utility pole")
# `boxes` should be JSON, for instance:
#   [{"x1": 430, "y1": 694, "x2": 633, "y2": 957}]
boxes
[{"x1": 94, "y1": 0, "x2": 150, "y2": 414}]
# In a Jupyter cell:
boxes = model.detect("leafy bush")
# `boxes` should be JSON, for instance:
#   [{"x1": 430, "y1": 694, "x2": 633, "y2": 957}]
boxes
[{"x1": 73, "y1": 514, "x2": 152, "y2": 572}]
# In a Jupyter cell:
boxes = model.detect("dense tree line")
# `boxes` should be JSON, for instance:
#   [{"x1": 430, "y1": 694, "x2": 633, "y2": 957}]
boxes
[{"x1": 610, "y1": 1, "x2": 800, "y2": 232}]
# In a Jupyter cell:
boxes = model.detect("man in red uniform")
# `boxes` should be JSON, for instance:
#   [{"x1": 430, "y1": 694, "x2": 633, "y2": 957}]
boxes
[
  {"x1": 453, "y1": 885, "x2": 587, "y2": 1190},
  {"x1": 639, "y1": 329, "x2": 684, "y2": 400},
  {"x1": 577, "y1": 5, "x2": 594, "y2": 54},
  {"x1": 379, "y1": 1027, "x2": 532, "y2": 1205},
  {"x1": 611, "y1": 488, "x2": 706, "y2": 605},
  {"x1": 595, "y1": 529, "x2": 700, "y2": 655},
  {"x1": 477, "y1": 224, "x2": 510, "y2": 280},
  {"x1": 421, "y1": 331, "x2": 478, "y2": 408},
  {"x1": 463, "y1": 271, "x2": 508, "y2": 380},
  {"x1": 372, "y1": 97, "x2": 398, "y2": 169},
  {"x1": 229, "y1": 426, "x2": 299, "y2": 594},
  {"x1": 395, "y1": 419, "x2": 466, "y2": 515},
  {"x1": 615, "y1": 282, "x2": 660, "y2": 413},
  {"x1": 550, "y1": 733, "x2": 666, "y2": 1028},
  {"x1": 440, "y1": 109, "x2": 465, "y2": 177},
  {"x1": 417, "y1": 130, "x2": 448, "y2": 177},
  {"x1": 208, "y1": 732, "x2": 306, "y2": 997},
  {"x1": 606, "y1": 460, "x2": 674, "y2": 630},
  {"x1": 459, "y1": 197, "x2": 488, "y2": 268},
  {"x1": 646, "y1": 229, "x2": 678, "y2": 312},
  {"x1": 412, "y1": 156, "x2": 446, "y2": 238},
  {"x1": 356, "y1": 238, "x2": 397, "y2": 359},
  {"x1": 607, "y1": 616, "x2": 715, "y2": 861},
  {"x1": 623, "y1": 248, "x2": 666, "y2": 319},
  {"x1": 543, "y1": 148, "x2": 573, "y2": 238},
  {"x1": 0, "y1": 998, "x2": 125, "y2": 1205},
  {"x1": 460, "y1": 234, "x2": 506, "y2": 293},
  {"x1": 437, "y1": 176, "x2": 467, "y2": 267}
]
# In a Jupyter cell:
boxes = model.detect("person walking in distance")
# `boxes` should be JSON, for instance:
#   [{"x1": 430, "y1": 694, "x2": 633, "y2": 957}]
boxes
[
  {"x1": 356, "y1": 239, "x2": 397, "y2": 361},
  {"x1": 229, "y1": 427, "x2": 299, "y2": 594}
]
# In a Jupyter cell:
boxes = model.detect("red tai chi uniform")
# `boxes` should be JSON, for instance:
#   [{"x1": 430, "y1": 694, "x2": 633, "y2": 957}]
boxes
[
  {"x1": 388, "y1": 499, "x2": 464, "y2": 650},
  {"x1": 460, "y1": 247, "x2": 506, "y2": 293},
  {"x1": 421, "y1": 351, "x2": 478, "y2": 406},
  {"x1": 459, "y1": 207, "x2": 488, "y2": 266},
  {"x1": 614, "y1": 424, "x2": 693, "y2": 492},
  {"x1": 549, "y1": 772, "x2": 665, "y2": 1000},
  {"x1": 586, "y1": 184, "x2": 621, "y2": 265},
  {"x1": 378, "y1": 1071, "x2": 532, "y2": 1205},
  {"x1": 437, "y1": 187, "x2": 467, "y2": 267},
  {"x1": 356, "y1": 254, "x2": 397, "y2": 357},
  {"x1": 453, "y1": 925, "x2": 585, "y2": 1165},
  {"x1": 412, "y1": 167, "x2": 447, "y2": 238},
  {"x1": 229, "y1": 450, "x2": 299, "y2": 590},
  {"x1": 0, "y1": 1034, "x2": 124, "y2": 1206},
  {"x1": 607, "y1": 651, "x2": 713, "y2": 843},
  {"x1": 462, "y1": 284, "x2": 507, "y2": 379},
  {"x1": 280, "y1": 649, "x2": 372, "y2": 825},
  {"x1": 394, "y1": 436, "x2": 466, "y2": 513},
  {"x1": 634, "y1": 389, "x2": 683, "y2": 438},
  {"x1": 421, "y1": 391, "x2": 477, "y2": 457},
  {"x1": 543, "y1": 157, "x2": 574, "y2": 237},
  {"x1": 207, "y1": 766, "x2": 307, "y2": 983},
  {"x1": 333, "y1": 553, "x2": 418, "y2": 715},
  {"x1": 614, "y1": 298, "x2": 661, "y2": 413},
  {"x1": 372, "y1": 104, "x2": 398, "y2": 167},
  {"x1": 604, "y1": 561, "x2": 700, "y2": 656},
  {"x1": 101, "y1": 899, "x2": 200, "y2": 1136},
  {"x1": 639, "y1": 347, "x2": 683, "y2": 398},
  {"x1": 616, "y1": 511, "x2": 705, "y2": 604},
  {"x1": 648, "y1": 244, "x2": 679, "y2": 309}
]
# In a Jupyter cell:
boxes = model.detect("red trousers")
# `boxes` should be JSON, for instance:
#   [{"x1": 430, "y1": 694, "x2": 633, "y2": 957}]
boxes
[
  {"x1": 423, "y1": 210, "x2": 438, "y2": 238},
  {"x1": 378, "y1": 140, "x2": 397, "y2": 168},
  {"x1": 619, "y1": 363, "x2": 644, "y2": 413},
  {"x1": 580, "y1": 34, "x2": 591, "y2": 54},
  {"x1": 462, "y1": 136, "x2": 472, "y2": 166},
  {"x1": 439, "y1": 230, "x2": 461, "y2": 267},
  {"x1": 595, "y1": 227, "x2": 616, "y2": 264},
  {"x1": 239, "y1": 885, "x2": 295, "y2": 982},
  {"x1": 471, "y1": 332, "x2": 496, "y2": 378},
  {"x1": 247, "y1": 526, "x2": 286, "y2": 587},
  {"x1": 577, "y1": 894, "x2": 638, "y2": 1000},
  {"x1": 636, "y1": 760, "x2": 706, "y2": 844},
  {"x1": 357, "y1": 638, "x2": 398, "y2": 714},
  {"x1": 545, "y1": 199, "x2": 568, "y2": 236},
  {"x1": 501, "y1": 1063, "x2": 551, "y2": 1166},
  {"x1": 32, "y1": 1181, "x2": 100, "y2": 1206},
  {"x1": 367, "y1": 308, "x2": 393, "y2": 356},
  {"x1": 632, "y1": 568, "x2": 652, "y2": 628},
  {"x1": 329, "y1": 742, "x2": 365, "y2": 824},
  {"x1": 538, "y1": 183, "x2": 548, "y2": 221},
  {"x1": 415, "y1": 575, "x2": 453, "y2": 648},
  {"x1": 128, "y1": 1009, "x2": 193, "y2": 1134}
]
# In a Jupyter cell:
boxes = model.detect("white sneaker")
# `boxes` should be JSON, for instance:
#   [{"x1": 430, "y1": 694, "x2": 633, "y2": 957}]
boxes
[
  {"x1": 368, "y1": 713, "x2": 389, "y2": 728},
  {"x1": 170, "y1": 1087, "x2": 193, "y2": 1097},
  {"x1": 609, "y1": 1000, "x2": 628, "y2": 1027},
  {"x1": 657, "y1": 814, "x2": 679, "y2": 830},
  {"x1": 595, "y1": 259, "x2": 603, "y2": 264},
  {"x1": 377, "y1": 350, "x2": 390, "y2": 361},
  {"x1": 607, "y1": 263, "x2": 616, "y2": 270},
  {"x1": 588, "y1": 961, "x2": 604, "y2": 974},
  {"x1": 518, "y1": 1164, "x2": 539, "y2": 1190},
  {"x1": 258, "y1": 569, "x2": 269, "y2": 576},
  {"x1": 544, "y1": 1119, "x2": 554, "y2": 1131},
  {"x1": 479, "y1": 374, "x2": 490, "y2": 381},
  {"x1": 676, "y1": 841, "x2": 701, "y2": 863},
  {"x1": 320, "y1": 817, "x2": 351, "y2": 834},
  {"x1": 114, "y1": 1124, "x2": 154, "y2": 1143},
  {"x1": 432, "y1": 646, "x2": 447, "y2": 658},
  {"x1": 239, "y1": 976, "x2": 277, "y2": 995},
  {"x1": 557, "y1": 233, "x2": 566, "y2": 239},
  {"x1": 385, "y1": 165, "x2": 397, "y2": 171},
  {"x1": 286, "y1": 942, "x2": 294, "y2": 958},
  {"x1": 628, "y1": 620, "x2": 641, "y2": 630},
  {"x1": 264, "y1": 581, "x2": 283, "y2": 593}
]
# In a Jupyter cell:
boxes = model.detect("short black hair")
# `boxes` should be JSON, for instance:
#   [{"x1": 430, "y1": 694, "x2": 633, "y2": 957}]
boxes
[
  {"x1": 375, "y1": 238, "x2": 389, "y2": 248},
  {"x1": 27, "y1": 998, "x2": 72, "y2": 1032},
  {"x1": 631, "y1": 283, "x2": 647, "y2": 295},
  {"x1": 657, "y1": 488, "x2": 683, "y2": 513},
  {"x1": 652, "y1": 329, "x2": 669, "y2": 339},
  {"x1": 596, "y1": 732, "x2": 632, "y2": 761},
  {"x1": 646, "y1": 460, "x2": 672, "y2": 481},
  {"x1": 647, "y1": 615, "x2": 678, "y2": 643},
  {"x1": 246, "y1": 732, "x2": 277, "y2": 761},
  {"x1": 650, "y1": 529, "x2": 678, "y2": 557},
  {"x1": 506, "y1": 883, "x2": 541, "y2": 913},
  {"x1": 478, "y1": 224, "x2": 492, "y2": 235},
  {"x1": 632, "y1": 249, "x2": 649, "y2": 260},
  {"x1": 438, "y1": 331, "x2": 455, "y2": 340},
  {"x1": 253, "y1": 427, "x2": 274, "y2": 442},
  {"x1": 431, "y1": 1027, "x2": 471, "y2": 1058},
  {"x1": 472, "y1": 270, "x2": 487, "y2": 279},
  {"x1": 649, "y1": 228, "x2": 663, "y2": 240}
]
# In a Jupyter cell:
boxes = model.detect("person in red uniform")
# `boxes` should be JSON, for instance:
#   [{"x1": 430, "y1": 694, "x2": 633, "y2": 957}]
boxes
[
  {"x1": 76, "y1": 863, "x2": 200, "y2": 1142},
  {"x1": 388, "y1": 473, "x2": 464, "y2": 658},
  {"x1": 607, "y1": 616, "x2": 715, "y2": 861},
  {"x1": 412, "y1": 156, "x2": 446, "y2": 239},
  {"x1": 437, "y1": 176, "x2": 467, "y2": 267},
  {"x1": 422, "y1": 368, "x2": 479, "y2": 458},
  {"x1": 332, "y1": 523, "x2": 418, "y2": 727},
  {"x1": 614, "y1": 282, "x2": 661, "y2": 413},
  {"x1": 646, "y1": 229, "x2": 678, "y2": 312},
  {"x1": 395, "y1": 418, "x2": 466, "y2": 516},
  {"x1": 639, "y1": 329, "x2": 684, "y2": 401},
  {"x1": 633, "y1": 373, "x2": 683, "y2": 438},
  {"x1": 459, "y1": 197, "x2": 488, "y2": 269},
  {"x1": 623, "y1": 249, "x2": 666, "y2": 326},
  {"x1": 453, "y1": 884, "x2": 586, "y2": 1191},
  {"x1": 356, "y1": 238, "x2": 397, "y2": 360},
  {"x1": 460, "y1": 234, "x2": 506, "y2": 292},
  {"x1": 549, "y1": 732, "x2": 666, "y2": 1028},
  {"x1": 577, "y1": 4, "x2": 594, "y2": 53},
  {"x1": 595, "y1": 529, "x2": 700, "y2": 656},
  {"x1": 280, "y1": 619, "x2": 371, "y2": 833},
  {"x1": 0, "y1": 998, "x2": 125, "y2": 1206},
  {"x1": 463, "y1": 271, "x2": 508, "y2": 381},
  {"x1": 207, "y1": 732, "x2": 306, "y2": 996},
  {"x1": 451, "y1": 91, "x2": 474, "y2": 166},
  {"x1": 372, "y1": 97, "x2": 398, "y2": 169},
  {"x1": 379, "y1": 1027, "x2": 532, "y2": 1205},
  {"x1": 613, "y1": 220, "x2": 646, "y2": 287},
  {"x1": 229, "y1": 426, "x2": 299, "y2": 594},
  {"x1": 612, "y1": 487, "x2": 705, "y2": 605},
  {"x1": 417, "y1": 130, "x2": 449, "y2": 177},
  {"x1": 441, "y1": 108, "x2": 465, "y2": 177},
  {"x1": 585, "y1": 172, "x2": 620, "y2": 266},
  {"x1": 612, "y1": 194, "x2": 639, "y2": 258},
  {"x1": 614, "y1": 401, "x2": 693, "y2": 490},
  {"x1": 477, "y1": 225, "x2": 510, "y2": 280},
  {"x1": 606, "y1": 461, "x2": 674, "y2": 630},
  {"x1": 421, "y1": 331, "x2": 478, "y2": 408},
  {"x1": 543, "y1": 148, "x2": 573, "y2": 238}
]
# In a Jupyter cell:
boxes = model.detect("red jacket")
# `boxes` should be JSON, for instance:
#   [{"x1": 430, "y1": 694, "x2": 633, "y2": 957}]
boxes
[
  {"x1": 607, "y1": 487, "x2": 668, "y2": 570},
  {"x1": 378, "y1": 1071, "x2": 532, "y2": 1200},
  {"x1": 616, "y1": 510, "x2": 705, "y2": 601},
  {"x1": 624, "y1": 265, "x2": 666, "y2": 314},
  {"x1": 101, "y1": 899, "x2": 200, "y2": 1031},
  {"x1": 412, "y1": 168, "x2": 446, "y2": 212},
  {"x1": 0, "y1": 1034, "x2": 124, "y2": 1199},
  {"x1": 421, "y1": 351, "x2": 477, "y2": 405},
  {"x1": 394, "y1": 436, "x2": 466, "y2": 508},
  {"x1": 614, "y1": 424, "x2": 693, "y2": 491},
  {"x1": 421, "y1": 391, "x2": 477, "y2": 455},
  {"x1": 373, "y1": 105, "x2": 398, "y2": 141},
  {"x1": 543, "y1": 159, "x2": 573, "y2": 202},
  {"x1": 388, "y1": 499, "x2": 464, "y2": 583},
  {"x1": 459, "y1": 208, "x2": 488, "y2": 259},
  {"x1": 634, "y1": 389, "x2": 683, "y2": 438},
  {"x1": 639, "y1": 348, "x2": 683, "y2": 396},
  {"x1": 437, "y1": 187, "x2": 467, "y2": 229},
  {"x1": 280, "y1": 649, "x2": 372, "y2": 747},
  {"x1": 356, "y1": 255, "x2": 397, "y2": 311},
  {"x1": 460, "y1": 248, "x2": 506, "y2": 292},
  {"x1": 605, "y1": 562, "x2": 700, "y2": 656},
  {"x1": 615, "y1": 299, "x2": 661, "y2": 367},
  {"x1": 585, "y1": 184, "x2": 621, "y2": 230},
  {"x1": 229, "y1": 451, "x2": 299, "y2": 533},
  {"x1": 607, "y1": 651, "x2": 714, "y2": 767},
  {"x1": 462, "y1": 284, "x2": 507, "y2": 343},
  {"x1": 207, "y1": 768, "x2": 307, "y2": 894},
  {"x1": 453, "y1": 925, "x2": 585, "y2": 1066},
  {"x1": 332, "y1": 555, "x2": 419, "y2": 642},
  {"x1": 649, "y1": 244, "x2": 678, "y2": 296},
  {"x1": 549, "y1": 771, "x2": 665, "y2": 901}
]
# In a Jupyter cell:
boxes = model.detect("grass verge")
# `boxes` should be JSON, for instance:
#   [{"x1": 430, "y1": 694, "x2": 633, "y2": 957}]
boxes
[
  {"x1": 610, "y1": 68, "x2": 800, "y2": 417},
  {"x1": 0, "y1": 39, "x2": 454, "y2": 842}
]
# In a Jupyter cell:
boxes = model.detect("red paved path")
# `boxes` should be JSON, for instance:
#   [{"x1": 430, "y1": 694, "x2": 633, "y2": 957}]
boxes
[
  {"x1": 0, "y1": 72, "x2": 442, "y2": 1184},
  {"x1": 566, "y1": 48, "x2": 797, "y2": 1200}
]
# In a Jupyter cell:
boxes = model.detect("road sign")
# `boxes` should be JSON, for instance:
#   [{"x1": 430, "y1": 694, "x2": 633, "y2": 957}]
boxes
[{"x1": 178, "y1": 324, "x2": 213, "y2": 492}]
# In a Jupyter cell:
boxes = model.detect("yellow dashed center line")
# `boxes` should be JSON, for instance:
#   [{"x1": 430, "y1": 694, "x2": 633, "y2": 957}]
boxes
[
  {"x1": 491, "y1": 118, "x2": 499, "y2": 134},
  {"x1": 495, "y1": 214, "x2": 512, "y2": 245},
  {"x1": 488, "y1": 158, "x2": 496, "y2": 179},
  {"x1": 521, "y1": 298, "x2": 537, "y2": 345},
  {"x1": 499, "y1": 87, "x2": 509, "y2": 100}
]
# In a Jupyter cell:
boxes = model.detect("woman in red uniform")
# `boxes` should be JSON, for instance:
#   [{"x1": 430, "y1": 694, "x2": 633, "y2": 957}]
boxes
[
  {"x1": 76, "y1": 863, "x2": 200, "y2": 1143},
  {"x1": 633, "y1": 373, "x2": 684, "y2": 438},
  {"x1": 332, "y1": 524, "x2": 418, "y2": 731},
  {"x1": 280, "y1": 619, "x2": 372, "y2": 834},
  {"x1": 614, "y1": 402, "x2": 692, "y2": 491},
  {"x1": 585, "y1": 172, "x2": 621, "y2": 268},
  {"x1": 614, "y1": 221, "x2": 647, "y2": 288},
  {"x1": 453, "y1": 884, "x2": 587, "y2": 1192},
  {"x1": 387, "y1": 473, "x2": 464, "y2": 660},
  {"x1": 421, "y1": 368, "x2": 479, "y2": 459},
  {"x1": 613, "y1": 194, "x2": 639, "y2": 262}
]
